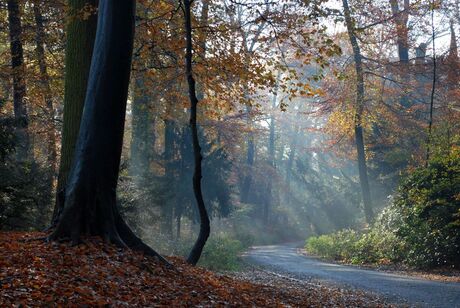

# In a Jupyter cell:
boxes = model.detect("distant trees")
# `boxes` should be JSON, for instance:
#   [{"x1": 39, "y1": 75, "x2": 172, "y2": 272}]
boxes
[{"x1": 7, "y1": 0, "x2": 29, "y2": 160}]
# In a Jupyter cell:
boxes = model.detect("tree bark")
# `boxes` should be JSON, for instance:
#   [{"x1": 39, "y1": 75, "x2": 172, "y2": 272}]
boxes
[
  {"x1": 7, "y1": 0, "x2": 30, "y2": 160},
  {"x1": 49, "y1": 0, "x2": 166, "y2": 264},
  {"x1": 53, "y1": 0, "x2": 98, "y2": 226},
  {"x1": 343, "y1": 0, "x2": 373, "y2": 224},
  {"x1": 183, "y1": 0, "x2": 210, "y2": 266}
]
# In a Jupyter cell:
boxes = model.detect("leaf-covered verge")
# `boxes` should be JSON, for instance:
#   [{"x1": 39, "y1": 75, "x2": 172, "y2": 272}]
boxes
[{"x1": 1, "y1": 232, "x2": 388, "y2": 307}]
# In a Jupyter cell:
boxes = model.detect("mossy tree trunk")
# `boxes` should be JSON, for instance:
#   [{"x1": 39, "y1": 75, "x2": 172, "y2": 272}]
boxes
[
  {"x1": 49, "y1": 0, "x2": 166, "y2": 263},
  {"x1": 53, "y1": 0, "x2": 98, "y2": 226}
]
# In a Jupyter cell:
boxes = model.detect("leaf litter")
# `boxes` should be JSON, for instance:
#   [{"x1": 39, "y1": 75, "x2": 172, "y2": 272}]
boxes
[{"x1": 1, "y1": 232, "x2": 392, "y2": 307}]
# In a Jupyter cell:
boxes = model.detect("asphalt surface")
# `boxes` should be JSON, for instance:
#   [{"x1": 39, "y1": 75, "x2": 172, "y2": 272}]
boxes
[{"x1": 244, "y1": 243, "x2": 460, "y2": 307}]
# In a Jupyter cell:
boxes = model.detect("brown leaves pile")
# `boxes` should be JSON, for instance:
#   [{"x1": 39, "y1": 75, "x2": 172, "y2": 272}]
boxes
[{"x1": 1, "y1": 232, "x2": 386, "y2": 307}]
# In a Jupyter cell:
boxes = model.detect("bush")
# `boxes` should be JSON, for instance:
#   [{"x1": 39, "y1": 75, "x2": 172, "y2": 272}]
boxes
[
  {"x1": 196, "y1": 234, "x2": 244, "y2": 271},
  {"x1": 305, "y1": 152, "x2": 460, "y2": 268},
  {"x1": 305, "y1": 234, "x2": 337, "y2": 259},
  {"x1": 147, "y1": 232, "x2": 246, "y2": 271},
  {"x1": 305, "y1": 228, "x2": 404, "y2": 265},
  {"x1": 394, "y1": 152, "x2": 460, "y2": 267}
]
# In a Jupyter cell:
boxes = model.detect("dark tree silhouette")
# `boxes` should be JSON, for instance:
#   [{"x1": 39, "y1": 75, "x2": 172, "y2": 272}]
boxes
[
  {"x1": 183, "y1": 0, "x2": 211, "y2": 266},
  {"x1": 7, "y1": 0, "x2": 30, "y2": 160},
  {"x1": 49, "y1": 0, "x2": 166, "y2": 263}
]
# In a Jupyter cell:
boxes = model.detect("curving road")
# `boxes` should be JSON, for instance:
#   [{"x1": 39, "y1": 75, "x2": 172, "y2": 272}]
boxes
[{"x1": 244, "y1": 244, "x2": 460, "y2": 307}]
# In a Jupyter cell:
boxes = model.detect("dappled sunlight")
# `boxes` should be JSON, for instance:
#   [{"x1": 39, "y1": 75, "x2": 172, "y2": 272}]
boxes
[{"x1": 1, "y1": 0, "x2": 459, "y2": 306}]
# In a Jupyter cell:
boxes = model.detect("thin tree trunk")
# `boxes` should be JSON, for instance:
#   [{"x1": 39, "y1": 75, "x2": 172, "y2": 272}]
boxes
[
  {"x1": 176, "y1": 212, "x2": 181, "y2": 240},
  {"x1": 426, "y1": 2, "x2": 436, "y2": 164},
  {"x1": 130, "y1": 2, "x2": 155, "y2": 183},
  {"x1": 269, "y1": 77, "x2": 279, "y2": 167},
  {"x1": 49, "y1": 0, "x2": 167, "y2": 265},
  {"x1": 390, "y1": 0, "x2": 410, "y2": 107},
  {"x1": 53, "y1": 0, "x2": 97, "y2": 226},
  {"x1": 162, "y1": 118, "x2": 175, "y2": 237},
  {"x1": 265, "y1": 74, "x2": 279, "y2": 226},
  {"x1": 240, "y1": 113, "x2": 255, "y2": 203},
  {"x1": 7, "y1": 0, "x2": 30, "y2": 160},
  {"x1": 33, "y1": 1, "x2": 57, "y2": 188},
  {"x1": 130, "y1": 76, "x2": 155, "y2": 181},
  {"x1": 183, "y1": 0, "x2": 210, "y2": 266},
  {"x1": 343, "y1": 0, "x2": 373, "y2": 224}
]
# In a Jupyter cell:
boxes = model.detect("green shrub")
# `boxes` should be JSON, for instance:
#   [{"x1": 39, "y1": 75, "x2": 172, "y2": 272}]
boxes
[
  {"x1": 305, "y1": 152, "x2": 460, "y2": 268},
  {"x1": 305, "y1": 228, "x2": 404, "y2": 265},
  {"x1": 197, "y1": 234, "x2": 244, "y2": 271},
  {"x1": 149, "y1": 233, "x2": 245, "y2": 271},
  {"x1": 305, "y1": 234, "x2": 337, "y2": 259},
  {"x1": 394, "y1": 152, "x2": 460, "y2": 267}
]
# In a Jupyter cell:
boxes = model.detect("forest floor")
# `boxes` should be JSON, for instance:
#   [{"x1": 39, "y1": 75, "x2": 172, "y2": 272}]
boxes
[
  {"x1": 0, "y1": 232, "x2": 390, "y2": 307},
  {"x1": 244, "y1": 243, "x2": 460, "y2": 308}
]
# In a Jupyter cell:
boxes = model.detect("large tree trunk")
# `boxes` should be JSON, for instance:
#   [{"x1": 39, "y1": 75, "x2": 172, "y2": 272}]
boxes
[
  {"x1": 7, "y1": 0, "x2": 30, "y2": 160},
  {"x1": 53, "y1": 0, "x2": 98, "y2": 226},
  {"x1": 49, "y1": 0, "x2": 166, "y2": 263},
  {"x1": 184, "y1": 0, "x2": 210, "y2": 266},
  {"x1": 343, "y1": 0, "x2": 373, "y2": 224}
]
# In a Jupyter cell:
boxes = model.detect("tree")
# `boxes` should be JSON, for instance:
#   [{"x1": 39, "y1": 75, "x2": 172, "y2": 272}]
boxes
[
  {"x1": 53, "y1": 0, "x2": 98, "y2": 225},
  {"x1": 49, "y1": 0, "x2": 166, "y2": 263},
  {"x1": 32, "y1": 0, "x2": 58, "y2": 202},
  {"x1": 342, "y1": 0, "x2": 373, "y2": 223},
  {"x1": 183, "y1": 0, "x2": 210, "y2": 266},
  {"x1": 390, "y1": 0, "x2": 410, "y2": 107},
  {"x1": 7, "y1": 0, "x2": 30, "y2": 160},
  {"x1": 130, "y1": 1, "x2": 156, "y2": 185}
]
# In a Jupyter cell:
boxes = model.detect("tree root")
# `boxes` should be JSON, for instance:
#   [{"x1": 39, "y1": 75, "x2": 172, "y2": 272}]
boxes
[{"x1": 48, "y1": 201, "x2": 172, "y2": 268}]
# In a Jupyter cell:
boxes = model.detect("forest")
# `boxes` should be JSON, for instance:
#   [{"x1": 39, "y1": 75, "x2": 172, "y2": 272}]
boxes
[{"x1": 0, "y1": 0, "x2": 459, "y2": 306}]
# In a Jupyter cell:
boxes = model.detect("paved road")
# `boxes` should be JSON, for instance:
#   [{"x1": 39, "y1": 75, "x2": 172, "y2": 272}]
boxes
[{"x1": 244, "y1": 244, "x2": 460, "y2": 307}]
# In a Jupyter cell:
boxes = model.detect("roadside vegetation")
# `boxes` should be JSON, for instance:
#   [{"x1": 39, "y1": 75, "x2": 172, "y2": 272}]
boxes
[{"x1": 306, "y1": 151, "x2": 460, "y2": 269}]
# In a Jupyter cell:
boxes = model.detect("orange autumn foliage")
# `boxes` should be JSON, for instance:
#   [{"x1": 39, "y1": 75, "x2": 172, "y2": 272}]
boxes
[{"x1": 0, "y1": 232, "x2": 387, "y2": 307}]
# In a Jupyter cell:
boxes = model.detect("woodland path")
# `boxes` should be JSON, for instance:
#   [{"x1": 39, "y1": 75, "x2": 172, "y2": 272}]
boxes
[{"x1": 243, "y1": 243, "x2": 460, "y2": 307}]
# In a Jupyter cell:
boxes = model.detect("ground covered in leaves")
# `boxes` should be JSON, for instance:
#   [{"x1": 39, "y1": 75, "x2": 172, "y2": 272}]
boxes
[{"x1": 1, "y1": 232, "x2": 389, "y2": 307}]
